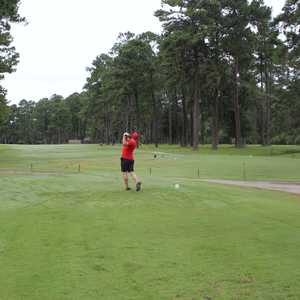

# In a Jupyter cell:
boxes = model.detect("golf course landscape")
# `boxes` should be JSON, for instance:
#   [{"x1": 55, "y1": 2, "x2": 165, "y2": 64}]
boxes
[
  {"x1": 1, "y1": 143, "x2": 300, "y2": 299},
  {"x1": 1, "y1": 0, "x2": 300, "y2": 298}
]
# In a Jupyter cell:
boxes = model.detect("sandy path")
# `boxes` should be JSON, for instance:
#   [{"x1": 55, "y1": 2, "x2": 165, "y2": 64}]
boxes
[{"x1": 203, "y1": 179, "x2": 300, "y2": 195}]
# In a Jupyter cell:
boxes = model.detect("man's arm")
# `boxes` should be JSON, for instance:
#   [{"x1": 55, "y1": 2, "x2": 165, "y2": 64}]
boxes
[{"x1": 122, "y1": 133, "x2": 129, "y2": 146}]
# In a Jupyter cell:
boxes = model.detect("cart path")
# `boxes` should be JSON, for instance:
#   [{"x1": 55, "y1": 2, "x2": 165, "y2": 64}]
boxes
[{"x1": 203, "y1": 179, "x2": 300, "y2": 195}]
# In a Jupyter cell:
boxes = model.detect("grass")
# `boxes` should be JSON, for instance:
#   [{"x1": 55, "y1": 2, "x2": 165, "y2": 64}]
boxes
[{"x1": 0, "y1": 144, "x2": 300, "y2": 299}]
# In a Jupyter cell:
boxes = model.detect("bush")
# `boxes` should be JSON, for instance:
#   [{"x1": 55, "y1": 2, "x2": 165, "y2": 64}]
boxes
[
  {"x1": 272, "y1": 134, "x2": 288, "y2": 145},
  {"x1": 295, "y1": 135, "x2": 300, "y2": 145}
]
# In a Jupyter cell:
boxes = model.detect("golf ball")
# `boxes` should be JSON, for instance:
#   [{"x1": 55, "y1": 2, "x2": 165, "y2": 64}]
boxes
[{"x1": 174, "y1": 184, "x2": 180, "y2": 189}]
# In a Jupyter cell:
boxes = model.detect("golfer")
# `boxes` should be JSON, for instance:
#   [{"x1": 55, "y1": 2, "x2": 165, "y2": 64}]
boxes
[{"x1": 121, "y1": 131, "x2": 142, "y2": 191}]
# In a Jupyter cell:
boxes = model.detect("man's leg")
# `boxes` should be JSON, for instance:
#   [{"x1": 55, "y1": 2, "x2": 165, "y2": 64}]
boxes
[
  {"x1": 129, "y1": 172, "x2": 142, "y2": 191},
  {"x1": 129, "y1": 172, "x2": 139, "y2": 184},
  {"x1": 123, "y1": 172, "x2": 130, "y2": 190}
]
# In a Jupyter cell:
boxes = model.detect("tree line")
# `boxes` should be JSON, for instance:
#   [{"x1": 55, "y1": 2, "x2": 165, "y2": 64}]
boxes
[{"x1": 0, "y1": 0, "x2": 299, "y2": 149}]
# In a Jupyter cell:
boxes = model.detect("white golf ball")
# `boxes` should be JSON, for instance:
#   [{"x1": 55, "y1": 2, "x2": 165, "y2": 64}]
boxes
[{"x1": 174, "y1": 184, "x2": 180, "y2": 189}]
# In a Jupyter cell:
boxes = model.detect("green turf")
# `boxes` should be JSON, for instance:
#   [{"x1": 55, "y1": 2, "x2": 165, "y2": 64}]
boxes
[{"x1": 0, "y1": 144, "x2": 300, "y2": 299}]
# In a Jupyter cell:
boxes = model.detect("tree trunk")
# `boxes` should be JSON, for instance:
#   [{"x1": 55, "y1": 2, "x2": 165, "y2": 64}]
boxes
[
  {"x1": 174, "y1": 97, "x2": 179, "y2": 144},
  {"x1": 192, "y1": 87, "x2": 200, "y2": 150},
  {"x1": 151, "y1": 74, "x2": 158, "y2": 148},
  {"x1": 124, "y1": 96, "x2": 130, "y2": 131},
  {"x1": 134, "y1": 89, "x2": 140, "y2": 130},
  {"x1": 211, "y1": 90, "x2": 220, "y2": 150},
  {"x1": 190, "y1": 108, "x2": 193, "y2": 147},
  {"x1": 265, "y1": 64, "x2": 272, "y2": 145},
  {"x1": 261, "y1": 59, "x2": 272, "y2": 146},
  {"x1": 181, "y1": 86, "x2": 188, "y2": 147},
  {"x1": 260, "y1": 56, "x2": 266, "y2": 145},
  {"x1": 168, "y1": 100, "x2": 172, "y2": 144},
  {"x1": 58, "y1": 129, "x2": 61, "y2": 144},
  {"x1": 233, "y1": 57, "x2": 242, "y2": 147}
]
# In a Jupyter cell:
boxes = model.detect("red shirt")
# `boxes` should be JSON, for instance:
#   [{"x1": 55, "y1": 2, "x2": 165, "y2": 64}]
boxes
[{"x1": 122, "y1": 138, "x2": 137, "y2": 160}]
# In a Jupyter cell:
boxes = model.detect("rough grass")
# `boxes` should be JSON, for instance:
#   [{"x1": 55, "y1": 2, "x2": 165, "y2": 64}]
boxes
[{"x1": 0, "y1": 144, "x2": 300, "y2": 299}]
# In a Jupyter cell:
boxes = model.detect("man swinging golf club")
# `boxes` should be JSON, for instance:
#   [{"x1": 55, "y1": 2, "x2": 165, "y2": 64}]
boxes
[{"x1": 121, "y1": 131, "x2": 142, "y2": 191}]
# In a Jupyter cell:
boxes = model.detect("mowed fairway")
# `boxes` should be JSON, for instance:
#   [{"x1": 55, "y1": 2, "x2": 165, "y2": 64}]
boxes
[{"x1": 1, "y1": 144, "x2": 300, "y2": 300}]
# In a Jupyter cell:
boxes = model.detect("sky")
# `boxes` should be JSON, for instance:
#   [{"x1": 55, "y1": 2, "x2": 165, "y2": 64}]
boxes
[{"x1": 3, "y1": 0, "x2": 286, "y2": 104}]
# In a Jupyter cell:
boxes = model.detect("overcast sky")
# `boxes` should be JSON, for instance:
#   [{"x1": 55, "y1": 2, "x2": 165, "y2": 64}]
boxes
[{"x1": 3, "y1": 0, "x2": 286, "y2": 104}]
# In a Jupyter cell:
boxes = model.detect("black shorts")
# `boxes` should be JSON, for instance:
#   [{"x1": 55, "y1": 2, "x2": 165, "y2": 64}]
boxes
[{"x1": 121, "y1": 158, "x2": 134, "y2": 172}]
